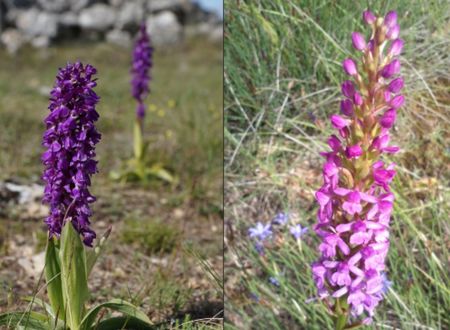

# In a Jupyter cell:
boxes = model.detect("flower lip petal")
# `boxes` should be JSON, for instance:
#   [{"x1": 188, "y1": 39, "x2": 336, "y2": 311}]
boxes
[
  {"x1": 331, "y1": 114, "x2": 351, "y2": 129},
  {"x1": 332, "y1": 286, "x2": 348, "y2": 298},
  {"x1": 334, "y1": 187, "x2": 351, "y2": 196},
  {"x1": 336, "y1": 222, "x2": 353, "y2": 233},
  {"x1": 316, "y1": 191, "x2": 330, "y2": 206},
  {"x1": 360, "y1": 191, "x2": 377, "y2": 203}
]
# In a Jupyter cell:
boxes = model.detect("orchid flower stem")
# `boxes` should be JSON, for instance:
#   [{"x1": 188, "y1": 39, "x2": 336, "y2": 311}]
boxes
[
  {"x1": 133, "y1": 118, "x2": 144, "y2": 162},
  {"x1": 344, "y1": 322, "x2": 364, "y2": 330},
  {"x1": 335, "y1": 298, "x2": 349, "y2": 330}
]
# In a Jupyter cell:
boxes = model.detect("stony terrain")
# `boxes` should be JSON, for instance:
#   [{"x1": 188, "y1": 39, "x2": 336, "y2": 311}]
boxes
[{"x1": 0, "y1": 0, "x2": 223, "y2": 53}]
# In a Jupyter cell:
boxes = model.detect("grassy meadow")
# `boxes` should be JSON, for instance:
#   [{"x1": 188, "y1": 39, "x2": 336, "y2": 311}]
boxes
[
  {"x1": 224, "y1": 0, "x2": 449, "y2": 329},
  {"x1": 0, "y1": 37, "x2": 223, "y2": 329}
]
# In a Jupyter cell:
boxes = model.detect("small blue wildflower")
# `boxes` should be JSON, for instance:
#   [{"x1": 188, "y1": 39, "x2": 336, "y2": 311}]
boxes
[
  {"x1": 272, "y1": 212, "x2": 289, "y2": 225},
  {"x1": 269, "y1": 276, "x2": 280, "y2": 287},
  {"x1": 381, "y1": 272, "x2": 393, "y2": 294},
  {"x1": 254, "y1": 242, "x2": 265, "y2": 255},
  {"x1": 249, "y1": 292, "x2": 259, "y2": 302},
  {"x1": 248, "y1": 222, "x2": 272, "y2": 241},
  {"x1": 289, "y1": 224, "x2": 308, "y2": 240}
]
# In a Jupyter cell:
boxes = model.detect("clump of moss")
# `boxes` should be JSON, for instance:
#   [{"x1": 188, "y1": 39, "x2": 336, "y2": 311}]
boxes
[{"x1": 121, "y1": 218, "x2": 179, "y2": 254}]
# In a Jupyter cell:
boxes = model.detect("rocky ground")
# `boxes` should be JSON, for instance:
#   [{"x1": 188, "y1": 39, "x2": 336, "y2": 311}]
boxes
[
  {"x1": 0, "y1": 0, "x2": 223, "y2": 53},
  {"x1": 0, "y1": 180, "x2": 223, "y2": 324}
]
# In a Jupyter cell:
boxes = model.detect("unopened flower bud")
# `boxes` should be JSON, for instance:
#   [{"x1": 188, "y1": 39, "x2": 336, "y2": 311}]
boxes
[
  {"x1": 343, "y1": 58, "x2": 358, "y2": 76},
  {"x1": 387, "y1": 77, "x2": 404, "y2": 93},
  {"x1": 363, "y1": 10, "x2": 376, "y2": 25},
  {"x1": 390, "y1": 95, "x2": 404, "y2": 109},
  {"x1": 386, "y1": 24, "x2": 400, "y2": 39},
  {"x1": 340, "y1": 99, "x2": 354, "y2": 116},
  {"x1": 341, "y1": 80, "x2": 356, "y2": 98},
  {"x1": 345, "y1": 145, "x2": 363, "y2": 159},
  {"x1": 384, "y1": 11, "x2": 397, "y2": 28},
  {"x1": 380, "y1": 108, "x2": 396, "y2": 128},
  {"x1": 352, "y1": 32, "x2": 367, "y2": 51},
  {"x1": 331, "y1": 114, "x2": 351, "y2": 129},
  {"x1": 381, "y1": 59, "x2": 401, "y2": 78},
  {"x1": 388, "y1": 39, "x2": 404, "y2": 56},
  {"x1": 353, "y1": 92, "x2": 363, "y2": 106}
]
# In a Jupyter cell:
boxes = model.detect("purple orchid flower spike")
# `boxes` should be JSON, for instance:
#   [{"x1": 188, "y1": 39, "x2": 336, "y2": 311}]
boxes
[
  {"x1": 42, "y1": 62, "x2": 101, "y2": 247},
  {"x1": 131, "y1": 22, "x2": 153, "y2": 121},
  {"x1": 312, "y1": 9, "x2": 403, "y2": 328}
]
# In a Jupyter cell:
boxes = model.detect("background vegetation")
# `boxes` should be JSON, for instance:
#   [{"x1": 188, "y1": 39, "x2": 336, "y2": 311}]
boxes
[
  {"x1": 0, "y1": 37, "x2": 223, "y2": 329},
  {"x1": 224, "y1": 0, "x2": 449, "y2": 329}
]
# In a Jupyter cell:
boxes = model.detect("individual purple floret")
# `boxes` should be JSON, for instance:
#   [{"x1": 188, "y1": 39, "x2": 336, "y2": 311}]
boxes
[
  {"x1": 312, "y1": 9, "x2": 403, "y2": 327},
  {"x1": 289, "y1": 224, "x2": 308, "y2": 240},
  {"x1": 131, "y1": 23, "x2": 153, "y2": 120},
  {"x1": 42, "y1": 62, "x2": 101, "y2": 247}
]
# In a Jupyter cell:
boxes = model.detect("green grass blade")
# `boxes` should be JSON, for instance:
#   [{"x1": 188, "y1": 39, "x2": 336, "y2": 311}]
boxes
[{"x1": 0, "y1": 311, "x2": 50, "y2": 330}]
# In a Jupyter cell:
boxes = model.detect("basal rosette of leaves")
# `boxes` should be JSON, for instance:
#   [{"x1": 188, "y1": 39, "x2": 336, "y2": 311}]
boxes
[
  {"x1": 0, "y1": 62, "x2": 153, "y2": 330},
  {"x1": 311, "y1": 9, "x2": 404, "y2": 329}
]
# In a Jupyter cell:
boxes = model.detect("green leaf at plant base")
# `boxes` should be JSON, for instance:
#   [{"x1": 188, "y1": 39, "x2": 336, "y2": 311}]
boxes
[
  {"x1": 0, "y1": 311, "x2": 50, "y2": 330},
  {"x1": 145, "y1": 164, "x2": 177, "y2": 183},
  {"x1": 44, "y1": 237, "x2": 65, "y2": 321},
  {"x1": 60, "y1": 222, "x2": 89, "y2": 330},
  {"x1": 92, "y1": 316, "x2": 154, "y2": 330},
  {"x1": 80, "y1": 299, "x2": 151, "y2": 330},
  {"x1": 23, "y1": 296, "x2": 55, "y2": 320},
  {"x1": 20, "y1": 299, "x2": 67, "y2": 330}
]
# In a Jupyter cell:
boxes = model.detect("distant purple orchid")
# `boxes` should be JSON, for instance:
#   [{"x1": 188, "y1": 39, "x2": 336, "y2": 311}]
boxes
[
  {"x1": 312, "y1": 9, "x2": 403, "y2": 326},
  {"x1": 42, "y1": 62, "x2": 101, "y2": 247},
  {"x1": 289, "y1": 224, "x2": 308, "y2": 240},
  {"x1": 131, "y1": 23, "x2": 153, "y2": 120}
]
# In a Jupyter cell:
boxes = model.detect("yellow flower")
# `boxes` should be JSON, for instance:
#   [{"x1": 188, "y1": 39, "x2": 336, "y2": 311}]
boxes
[
  {"x1": 149, "y1": 104, "x2": 157, "y2": 112},
  {"x1": 157, "y1": 109, "x2": 165, "y2": 117},
  {"x1": 167, "y1": 99, "x2": 176, "y2": 108},
  {"x1": 165, "y1": 129, "x2": 174, "y2": 139}
]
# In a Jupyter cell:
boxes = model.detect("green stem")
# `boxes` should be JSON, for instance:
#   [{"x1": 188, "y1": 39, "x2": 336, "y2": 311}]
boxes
[
  {"x1": 334, "y1": 298, "x2": 349, "y2": 330},
  {"x1": 335, "y1": 312, "x2": 348, "y2": 330},
  {"x1": 133, "y1": 118, "x2": 144, "y2": 161}
]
